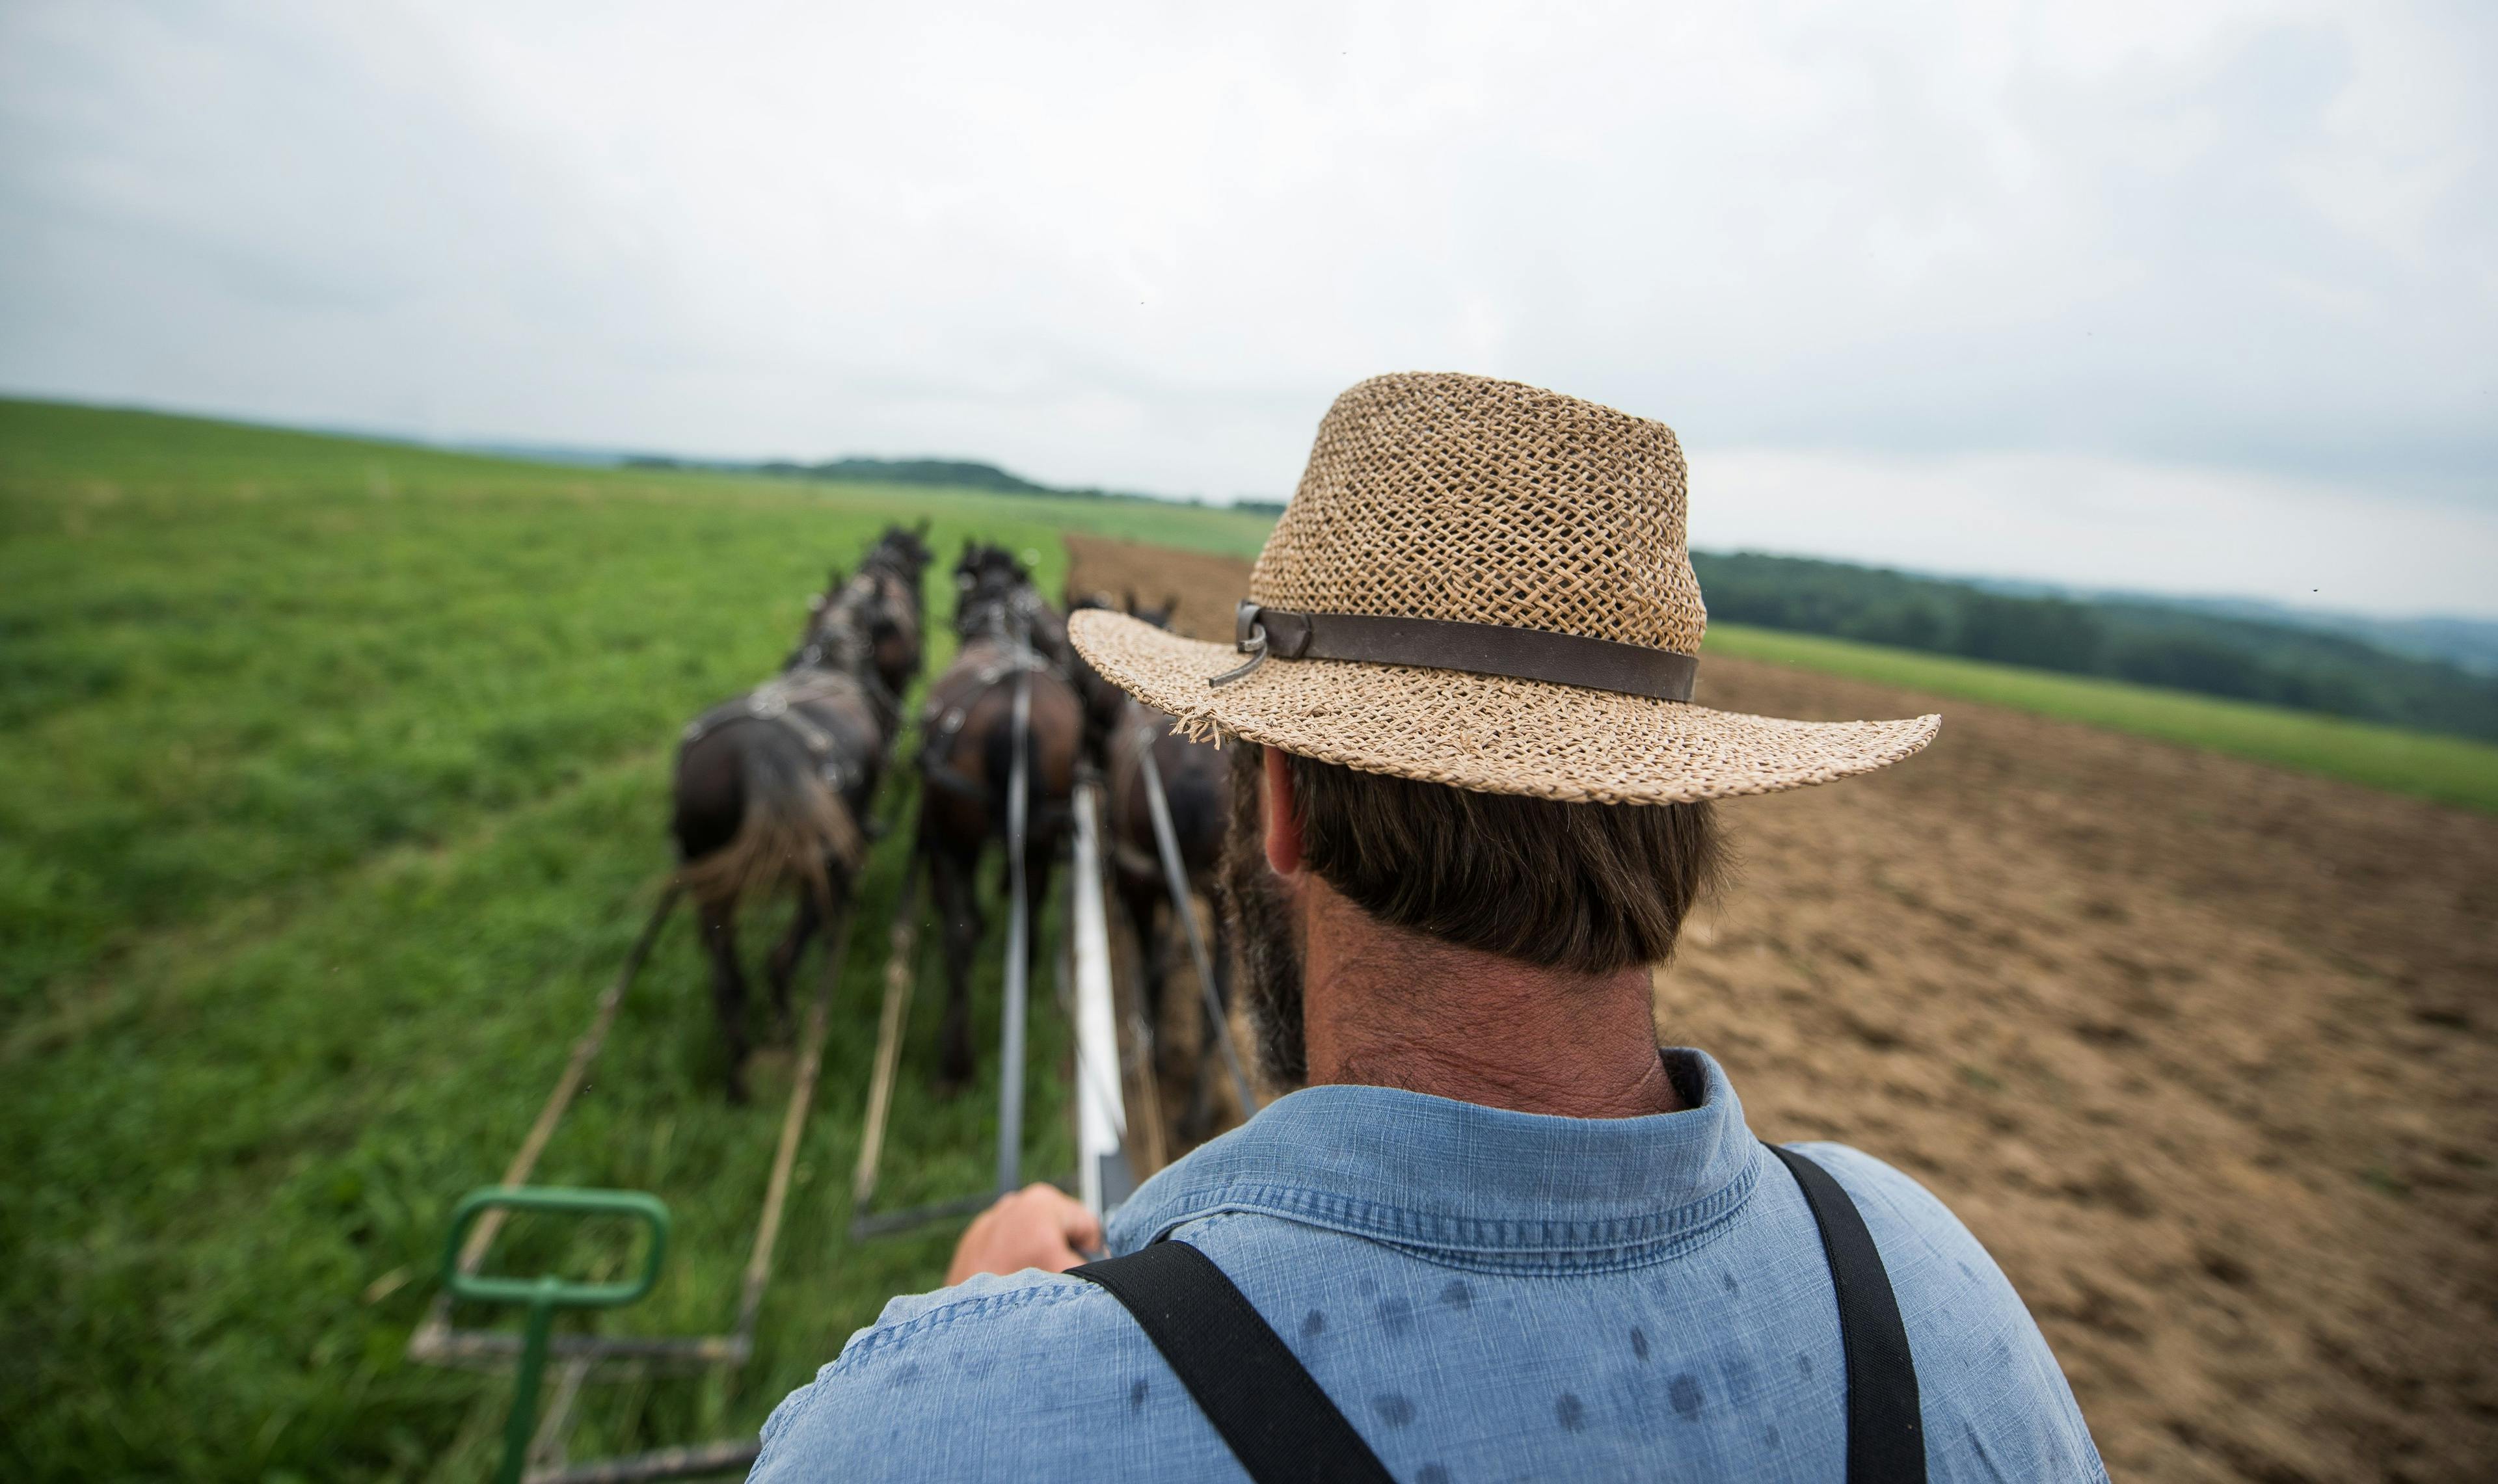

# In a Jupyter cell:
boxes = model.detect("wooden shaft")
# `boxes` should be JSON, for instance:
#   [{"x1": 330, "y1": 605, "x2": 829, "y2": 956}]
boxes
[
  {"x1": 736, "y1": 898, "x2": 853, "y2": 1341},
  {"x1": 850, "y1": 860, "x2": 922, "y2": 1210},
  {"x1": 459, "y1": 888, "x2": 680, "y2": 1273}
]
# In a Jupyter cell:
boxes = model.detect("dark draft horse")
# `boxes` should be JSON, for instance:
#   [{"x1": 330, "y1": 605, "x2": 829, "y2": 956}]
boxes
[
  {"x1": 1069, "y1": 592, "x2": 1238, "y2": 1139},
  {"x1": 670, "y1": 522, "x2": 933, "y2": 1100},
  {"x1": 916, "y1": 544, "x2": 1083, "y2": 1090}
]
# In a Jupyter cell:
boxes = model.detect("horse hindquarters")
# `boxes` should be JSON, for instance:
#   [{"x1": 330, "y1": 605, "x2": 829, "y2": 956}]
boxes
[
  {"x1": 671, "y1": 722, "x2": 866, "y2": 1100},
  {"x1": 976, "y1": 673, "x2": 1081, "y2": 979},
  {"x1": 675, "y1": 724, "x2": 864, "y2": 910},
  {"x1": 916, "y1": 654, "x2": 1084, "y2": 1093},
  {"x1": 671, "y1": 726, "x2": 747, "y2": 866},
  {"x1": 763, "y1": 692, "x2": 890, "y2": 1027},
  {"x1": 673, "y1": 730, "x2": 749, "y2": 1100}
]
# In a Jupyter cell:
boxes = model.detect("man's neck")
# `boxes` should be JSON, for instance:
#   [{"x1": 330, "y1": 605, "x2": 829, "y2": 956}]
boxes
[{"x1": 1296, "y1": 876, "x2": 1686, "y2": 1119}]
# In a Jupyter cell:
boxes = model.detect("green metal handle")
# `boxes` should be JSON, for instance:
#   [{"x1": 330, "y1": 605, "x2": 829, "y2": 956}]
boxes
[
  {"x1": 439, "y1": 1186, "x2": 671, "y2": 1484},
  {"x1": 442, "y1": 1186, "x2": 671, "y2": 1308}
]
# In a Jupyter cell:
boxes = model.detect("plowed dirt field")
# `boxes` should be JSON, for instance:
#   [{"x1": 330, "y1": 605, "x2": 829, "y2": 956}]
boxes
[{"x1": 1068, "y1": 533, "x2": 2498, "y2": 1484}]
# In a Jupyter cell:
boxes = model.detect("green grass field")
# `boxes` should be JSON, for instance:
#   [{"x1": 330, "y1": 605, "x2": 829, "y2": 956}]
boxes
[
  {"x1": 1704, "y1": 624, "x2": 2498, "y2": 814},
  {"x1": 0, "y1": 399, "x2": 1270, "y2": 1483},
  {"x1": 5, "y1": 396, "x2": 2491, "y2": 1483}
]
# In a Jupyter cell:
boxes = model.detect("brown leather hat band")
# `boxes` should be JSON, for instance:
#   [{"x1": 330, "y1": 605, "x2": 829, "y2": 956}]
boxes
[{"x1": 1213, "y1": 600, "x2": 1698, "y2": 701}]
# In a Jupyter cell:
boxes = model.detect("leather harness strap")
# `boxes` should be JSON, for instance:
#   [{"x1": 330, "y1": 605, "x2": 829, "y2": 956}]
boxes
[
  {"x1": 679, "y1": 671, "x2": 880, "y2": 794},
  {"x1": 1767, "y1": 1144, "x2": 1927, "y2": 1482},
  {"x1": 1213, "y1": 600, "x2": 1699, "y2": 702},
  {"x1": 1072, "y1": 1143, "x2": 1924, "y2": 1482},
  {"x1": 1073, "y1": 1240, "x2": 1398, "y2": 1484}
]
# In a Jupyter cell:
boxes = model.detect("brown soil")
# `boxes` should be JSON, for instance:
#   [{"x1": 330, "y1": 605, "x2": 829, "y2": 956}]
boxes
[{"x1": 1064, "y1": 534, "x2": 2498, "y2": 1483}]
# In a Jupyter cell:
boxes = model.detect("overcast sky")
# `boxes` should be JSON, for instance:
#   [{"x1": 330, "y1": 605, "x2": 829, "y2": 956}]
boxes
[{"x1": 4, "y1": 1, "x2": 2492, "y2": 615}]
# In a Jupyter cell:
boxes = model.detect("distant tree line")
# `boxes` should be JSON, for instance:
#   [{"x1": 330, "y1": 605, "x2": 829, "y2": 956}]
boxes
[
  {"x1": 625, "y1": 451, "x2": 1289, "y2": 516},
  {"x1": 1689, "y1": 551, "x2": 2498, "y2": 743},
  {"x1": 625, "y1": 453, "x2": 1059, "y2": 495},
  {"x1": 762, "y1": 457, "x2": 1054, "y2": 494}
]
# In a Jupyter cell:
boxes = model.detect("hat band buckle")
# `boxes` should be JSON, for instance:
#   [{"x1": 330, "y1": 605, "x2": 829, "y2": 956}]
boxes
[{"x1": 1211, "y1": 600, "x2": 1699, "y2": 702}]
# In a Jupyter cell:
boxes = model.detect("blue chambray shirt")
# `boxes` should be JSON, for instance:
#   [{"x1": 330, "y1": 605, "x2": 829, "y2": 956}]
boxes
[{"x1": 753, "y1": 1050, "x2": 2106, "y2": 1481}]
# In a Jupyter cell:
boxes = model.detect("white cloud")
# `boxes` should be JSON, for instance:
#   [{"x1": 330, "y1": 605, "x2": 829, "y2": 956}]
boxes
[
  {"x1": 1688, "y1": 445, "x2": 2498, "y2": 617},
  {"x1": 1, "y1": 0, "x2": 2490, "y2": 614}
]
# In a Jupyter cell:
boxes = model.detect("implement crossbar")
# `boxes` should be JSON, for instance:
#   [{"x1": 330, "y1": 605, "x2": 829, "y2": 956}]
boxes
[
  {"x1": 848, "y1": 846, "x2": 924, "y2": 1212},
  {"x1": 527, "y1": 1440, "x2": 760, "y2": 1484},
  {"x1": 411, "y1": 884, "x2": 857, "y2": 1377}
]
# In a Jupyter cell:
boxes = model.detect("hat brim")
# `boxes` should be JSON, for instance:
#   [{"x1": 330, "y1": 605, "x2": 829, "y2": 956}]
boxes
[{"x1": 1070, "y1": 609, "x2": 1941, "y2": 804}]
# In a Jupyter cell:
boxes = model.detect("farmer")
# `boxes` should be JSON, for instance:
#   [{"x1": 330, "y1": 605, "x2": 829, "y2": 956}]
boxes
[{"x1": 751, "y1": 373, "x2": 2106, "y2": 1481}]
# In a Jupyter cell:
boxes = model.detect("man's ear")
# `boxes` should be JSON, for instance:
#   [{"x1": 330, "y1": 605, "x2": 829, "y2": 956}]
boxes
[{"x1": 1262, "y1": 747, "x2": 1305, "y2": 877}]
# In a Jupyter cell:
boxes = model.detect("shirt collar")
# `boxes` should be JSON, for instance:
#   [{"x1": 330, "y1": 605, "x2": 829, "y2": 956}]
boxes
[{"x1": 1107, "y1": 1048, "x2": 1766, "y2": 1268}]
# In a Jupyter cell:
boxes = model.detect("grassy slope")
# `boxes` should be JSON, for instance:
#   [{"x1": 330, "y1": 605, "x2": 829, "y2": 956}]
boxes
[
  {"x1": 1706, "y1": 623, "x2": 2498, "y2": 813},
  {"x1": 0, "y1": 399, "x2": 1267, "y2": 1482},
  {"x1": 8, "y1": 396, "x2": 2491, "y2": 1480}
]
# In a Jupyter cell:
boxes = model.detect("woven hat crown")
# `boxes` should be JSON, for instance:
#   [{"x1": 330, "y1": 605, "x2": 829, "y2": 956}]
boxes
[{"x1": 1249, "y1": 373, "x2": 1708, "y2": 656}]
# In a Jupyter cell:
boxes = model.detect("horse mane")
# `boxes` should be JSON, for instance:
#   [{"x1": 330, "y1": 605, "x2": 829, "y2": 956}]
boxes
[
  {"x1": 952, "y1": 542, "x2": 1038, "y2": 641},
  {"x1": 786, "y1": 572, "x2": 879, "y2": 676},
  {"x1": 785, "y1": 525, "x2": 933, "y2": 678},
  {"x1": 860, "y1": 522, "x2": 933, "y2": 589}
]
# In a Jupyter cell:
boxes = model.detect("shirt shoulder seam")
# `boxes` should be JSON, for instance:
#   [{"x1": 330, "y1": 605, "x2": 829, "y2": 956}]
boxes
[
  {"x1": 832, "y1": 1278, "x2": 1101, "y2": 1375},
  {"x1": 1118, "y1": 1149, "x2": 1765, "y2": 1274}
]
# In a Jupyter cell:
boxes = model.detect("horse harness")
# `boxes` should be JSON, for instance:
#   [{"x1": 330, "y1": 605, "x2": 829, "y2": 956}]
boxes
[
  {"x1": 679, "y1": 669, "x2": 893, "y2": 799},
  {"x1": 1072, "y1": 1143, "x2": 1926, "y2": 1483},
  {"x1": 919, "y1": 644, "x2": 1068, "y2": 828},
  {"x1": 1104, "y1": 712, "x2": 1179, "y2": 882}
]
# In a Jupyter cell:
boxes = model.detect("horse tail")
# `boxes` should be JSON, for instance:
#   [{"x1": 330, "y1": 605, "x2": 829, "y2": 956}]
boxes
[{"x1": 673, "y1": 724, "x2": 865, "y2": 910}]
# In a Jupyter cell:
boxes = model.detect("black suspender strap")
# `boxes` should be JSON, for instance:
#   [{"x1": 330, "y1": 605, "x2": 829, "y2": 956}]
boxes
[
  {"x1": 1075, "y1": 1150, "x2": 1926, "y2": 1484},
  {"x1": 1071, "y1": 1239, "x2": 1397, "y2": 1484},
  {"x1": 1768, "y1": 1143, "x2": 1929, "y2": 1483}
]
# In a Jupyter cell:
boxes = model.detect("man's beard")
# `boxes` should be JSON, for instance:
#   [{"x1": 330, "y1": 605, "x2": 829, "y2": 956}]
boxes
[{"x1": 1217, "y1": 746, "x2": 1306, "y2": 1089}]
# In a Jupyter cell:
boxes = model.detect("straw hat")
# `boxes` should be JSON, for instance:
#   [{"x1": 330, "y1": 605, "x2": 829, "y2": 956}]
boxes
[{"x1": 1068, "y1": 372, "x2": 1940, "y2": 804}]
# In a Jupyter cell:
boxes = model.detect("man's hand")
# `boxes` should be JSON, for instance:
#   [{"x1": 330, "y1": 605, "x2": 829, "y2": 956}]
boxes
[{"x1": 945, "y1": 1183, "x2": 1104, "y2": 1285}]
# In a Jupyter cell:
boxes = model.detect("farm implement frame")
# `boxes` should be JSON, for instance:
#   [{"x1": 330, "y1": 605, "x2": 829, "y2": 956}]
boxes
[
  {"x1": 410, "y1": 628, "x2": 1254, "y2": 1483},
  {"x1": 407, "y1": 875, "x2": 861, "y2": 1484}
]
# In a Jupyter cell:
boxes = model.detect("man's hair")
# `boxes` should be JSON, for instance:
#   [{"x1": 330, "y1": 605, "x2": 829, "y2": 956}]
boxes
[{"x1": 1241, "y1": 746, "x2": 1725, "y2": 974}]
